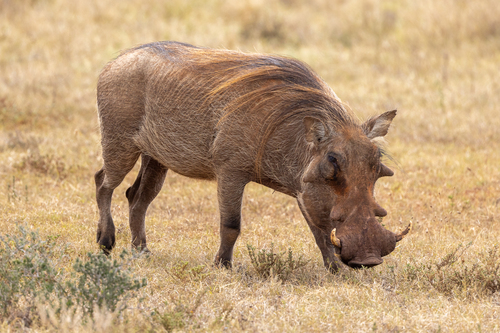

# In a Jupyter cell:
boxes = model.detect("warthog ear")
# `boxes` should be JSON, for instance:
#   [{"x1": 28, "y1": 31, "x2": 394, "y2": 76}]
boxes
[
  {"x1": 362, "y1": 110, "x2": 397, "y2": 139},
  {"x1": 304, "y1": 117, "x2": 328, "y2": 144}
]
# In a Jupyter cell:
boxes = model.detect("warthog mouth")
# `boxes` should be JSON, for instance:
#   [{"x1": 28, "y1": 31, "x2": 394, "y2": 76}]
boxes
[
  {"x1": 331, "y1": 222, "x2": 412, "y2": 269},
  {"x1": 347, "y1": 256, "x2": 384, "y2": 269}
]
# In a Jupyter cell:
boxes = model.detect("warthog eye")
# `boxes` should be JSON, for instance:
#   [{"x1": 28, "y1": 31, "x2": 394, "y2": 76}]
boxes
[{"x1": 327, "y1": 154, "x2": 339, "y2": 179}]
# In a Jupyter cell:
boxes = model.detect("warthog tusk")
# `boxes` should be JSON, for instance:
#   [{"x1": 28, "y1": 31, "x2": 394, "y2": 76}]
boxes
[
  {"x1": 396, "y1": 221, "x2": 412, "y2": 242},
  {"x1": 330, "y1": 228, "x2": 342, "y2": 248}
]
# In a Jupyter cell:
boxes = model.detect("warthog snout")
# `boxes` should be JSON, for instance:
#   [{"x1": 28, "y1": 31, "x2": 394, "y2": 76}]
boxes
[{"x1": 331, "y1": 221, "x2": 412, "y2": 268}]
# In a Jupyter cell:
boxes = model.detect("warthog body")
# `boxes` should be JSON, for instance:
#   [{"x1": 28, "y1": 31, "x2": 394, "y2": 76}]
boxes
[{"x1": 95, "y1": 41, "x2": 409, "y2": 271}]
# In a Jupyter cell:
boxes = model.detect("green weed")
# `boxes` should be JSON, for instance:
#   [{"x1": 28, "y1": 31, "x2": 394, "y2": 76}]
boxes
[{"x1": 170, "y1": 261, "x2": 210, "y2": 282}]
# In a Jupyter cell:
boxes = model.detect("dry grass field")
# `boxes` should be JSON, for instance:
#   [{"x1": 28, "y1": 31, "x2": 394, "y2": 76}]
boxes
[{"x1": 1, "y1": 0, "x2": 500, "y2": 331}]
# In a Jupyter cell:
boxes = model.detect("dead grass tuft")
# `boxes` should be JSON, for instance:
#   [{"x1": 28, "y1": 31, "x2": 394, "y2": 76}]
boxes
[
  {"x1": 14, "y1": 149, "x2": 67, "y2": 179},
  {"x1": 153, "y1": 289, "x2": 207, "y2": 332},
  {"x1": 404, "y1": 243, "x2": 500, "y2": 299}
]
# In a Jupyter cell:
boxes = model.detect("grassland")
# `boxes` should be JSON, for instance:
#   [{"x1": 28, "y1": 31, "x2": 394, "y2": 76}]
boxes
[{"x1": 1, "y1": 0, "x2": 500, "y2": 331}]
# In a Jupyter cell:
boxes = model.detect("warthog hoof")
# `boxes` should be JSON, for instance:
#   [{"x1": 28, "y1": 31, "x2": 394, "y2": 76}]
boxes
[
  {"x1": 97, "y1": 231, "x2": 115, "y2": 255},
  {"x1": 214, "y1": 256, "x2": 232, "y2": 269}
]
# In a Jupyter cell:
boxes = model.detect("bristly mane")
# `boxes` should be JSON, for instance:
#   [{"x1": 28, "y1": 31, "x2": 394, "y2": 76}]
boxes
[{"x1": 135, "y1": 41, "x2": 360, "y2": 175}]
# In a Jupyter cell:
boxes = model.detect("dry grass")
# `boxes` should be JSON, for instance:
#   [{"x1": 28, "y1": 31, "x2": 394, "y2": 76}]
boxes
[{"x1": 1, "y1": 0, "x2": 500, "y2": 331}]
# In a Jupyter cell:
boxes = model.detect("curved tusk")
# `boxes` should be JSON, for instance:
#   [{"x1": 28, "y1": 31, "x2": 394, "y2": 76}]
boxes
[
  {"x1": 395, "y1": 221, "x2": 412, "y2": 242},
  {"x1": 330, "y1": 228, "x2": 342, "y2": 248}
]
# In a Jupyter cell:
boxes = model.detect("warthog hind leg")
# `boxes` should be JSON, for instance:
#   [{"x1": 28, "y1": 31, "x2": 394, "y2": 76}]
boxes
[
  {"x1": 126, "y1": 154, "x2": 168, "y2": 252},
  {"x1": 95, "y1": 168, "x2": 115, "y2": 253},
  {"x1": 95, "y1": 148, "x2": 140, "y2": 254}
]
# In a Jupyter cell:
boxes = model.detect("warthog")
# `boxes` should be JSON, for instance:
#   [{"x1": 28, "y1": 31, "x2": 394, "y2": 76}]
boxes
[{"x1": 95, "y1": 41, "x2": 410, "y2": 271}]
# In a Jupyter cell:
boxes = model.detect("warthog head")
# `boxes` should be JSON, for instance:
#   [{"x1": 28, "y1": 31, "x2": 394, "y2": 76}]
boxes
[{"x1": 298, "y1": 110, "x2": 410, "y2": 269}]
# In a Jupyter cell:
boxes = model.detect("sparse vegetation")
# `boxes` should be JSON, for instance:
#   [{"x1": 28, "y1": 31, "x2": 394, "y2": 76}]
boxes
[
  {"x1": 154, "y1": 290, "x2": 207, "y2": 332},
  {"x1": 0, "y1": 225, "x2": 65, "y2": 326},
  {"x1": 0, "y1": 225, "x2": 147, "y2": 327},
  {"x1": 1, "y1": 0, "x2": 499, "y2": 331},
  {"x1": 247, "y1": 244, "x2": 309, "y2": 281},
  {"x1": 169, "y1": 261, "x2": 210, "y2": 282},
  {"x1": 65, "y1": 250, "x2": 147, "y2": 319},
  {"x1": 403, "y1": 243, "x2": 500, "y2": 298}
]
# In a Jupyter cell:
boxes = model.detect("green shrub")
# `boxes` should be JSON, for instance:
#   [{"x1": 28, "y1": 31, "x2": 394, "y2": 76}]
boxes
[
  {"x1": 247, "y1": 243, "x2": 309, "y2": 281},
  {"x1": 0, "y1": 225, "x2": 65, "y2": 326},
  {"x1": 65, "y1": 250, "x2": 147, "y2": 318},
  {"x1": 0, "y1": 225, "x2": 147, "y2": 327}
]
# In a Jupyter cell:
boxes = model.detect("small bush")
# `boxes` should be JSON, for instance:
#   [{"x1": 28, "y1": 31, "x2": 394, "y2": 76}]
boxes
[
  {"x1": 247, "y1": 244, "x2": 309, "y2": 281},
  {"x1": 0, "y1": 226, "x2": 66, "y2": 326},
  {"x1": 65, "y1": 250, "x2": 147, "y2": 318},
  {"x1": 0, "y1": 225, "x2": 147, "y2": 327}
]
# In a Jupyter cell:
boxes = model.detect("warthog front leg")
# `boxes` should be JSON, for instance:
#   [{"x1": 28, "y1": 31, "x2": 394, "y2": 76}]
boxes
[
  {"x1": 126, "y1": 154, "x2": 168, "y2": 252},
  {"x1": 308, "y1": 223, "x2": 341, "y2": 272},
  {"x1": 297, "y1": 198, "x2": 341, "y2": 272},
  {"x1": 214, "y1": 175, "x2": 249, "y2": 268}
]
